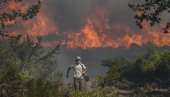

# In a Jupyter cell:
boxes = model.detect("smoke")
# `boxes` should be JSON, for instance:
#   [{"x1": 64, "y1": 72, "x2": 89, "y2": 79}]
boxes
[
  {"x1": 4, "y1": 0, "x2": 170, "y2": 48},
  {"x1": 57, "y1": 45, "x2": 170, "y2": 80},
  {"x1": 42, "y1": 0, "x2": 170, "y2": 48},
  {"x1": 2, "y1": 0, "x2": 170, "y2": 79},
  {"x1": 44, "y1": 0, "x2": 136, "y2": 32},
  {"x1": 40, "y1": 0, "x2": 170, "y2": 78}
]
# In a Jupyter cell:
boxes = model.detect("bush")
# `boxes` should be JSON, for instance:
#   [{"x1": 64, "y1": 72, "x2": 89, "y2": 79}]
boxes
[{"x1": 0, "y1": 36, "x2": 62, "y2": 97}]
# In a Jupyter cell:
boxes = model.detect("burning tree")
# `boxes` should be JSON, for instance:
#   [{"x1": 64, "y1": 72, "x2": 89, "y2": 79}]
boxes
[
  {"x1": 0, "y1": 0, "x2": 41, "y2": 32},
  {"x1": 129, "y1": 0, "x2": 170, "y2": 33},
  {"x1": 0, "y1": 1, "x2": 63, "y2": 97}
]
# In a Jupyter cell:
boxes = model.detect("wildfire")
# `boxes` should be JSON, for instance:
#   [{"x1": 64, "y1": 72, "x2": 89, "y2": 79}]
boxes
[
  {"x1": 65, "y1": 8, "x2": 170, "y2": 49},
  {"x1": 142, "y1": 21, "x2": 170, "y2": 46},
  {"x1": 2, "y1": 1, "x2": 58, "y2": 41},
  {"x1": 22, "y1": 13, "x2": 58, "y2": 37},
  {"x1": 2, "y1": 2, "x2": 170, "y2": 49}
]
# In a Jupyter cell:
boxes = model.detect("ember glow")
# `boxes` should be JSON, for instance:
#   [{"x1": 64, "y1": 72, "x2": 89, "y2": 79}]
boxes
[
  {"x1": 2, "y1": 2, "x2": 170, "y2": 49},
  {"x1": 22, "y1": 13, "x2": 58, "y2": 37},
  {"x1": 66, "y1": 8, "x2": 170, "y2": 49},
  {"x1": 3, "y1": 1, "x2": 58, "y2": 40}
]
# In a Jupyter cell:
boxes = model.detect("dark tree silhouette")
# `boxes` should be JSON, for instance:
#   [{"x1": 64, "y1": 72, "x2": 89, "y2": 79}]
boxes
[
  {"x1": 129, "y1": 0, "x2": 170, "y2": 33},
  {"x1": 0, "y1": 1, "x2": 63, "y2": 96},
  {"x1": 0, "y1": 0, "x2": 41, "y2": 35}
]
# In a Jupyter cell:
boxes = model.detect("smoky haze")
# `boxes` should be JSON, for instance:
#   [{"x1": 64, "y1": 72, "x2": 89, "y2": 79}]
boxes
[
  {"x1": 44, "y1": 0, "x2": 137, "y2": 32},
  {"x1": 4, "y1": 0, "x2": 170, "y2": 80},
  {"x1": 41, "y1": 0, "x2": 170, "y2": 49},
  {"x1": 56, "y1": 45, "x2": 170, "y2": 81},
  {"x1": 39, "y1": 0, "x2": 170, "y2": 80}
]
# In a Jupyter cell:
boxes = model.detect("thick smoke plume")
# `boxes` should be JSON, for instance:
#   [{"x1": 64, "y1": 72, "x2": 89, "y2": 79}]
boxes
[{"x1": 4, "y1": 0, "x2": 170, "y2": 48}]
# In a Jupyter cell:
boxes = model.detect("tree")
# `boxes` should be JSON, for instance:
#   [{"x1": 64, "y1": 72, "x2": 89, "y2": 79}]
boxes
[
  {"x1": 0, "y1": 33, "x2": 62, "y2": 96},
  {"x1": 101, "y1": 57, "x2": 131, "y2": 73},
  {"x1": 0, "y1": 0, "x2": 59, "y2": 79},
  {"x1": 139, "y1": 43, "x2": 160, "y2": 73},
  {"x1": 0, "y1": 1, "x2": 64, "y2": 97},
  {"x1": 0, "y1": 0, "x2": 41, "y2": 35},
  {"x1": 125, "y1": 44, "x2": 170, "y2": 88},
  {"x1": 129, "y1": 0, "x2": 170, "y2": 33},
  {"x1": 99, "y1": 58, "x2": 131, "y2": 88}
]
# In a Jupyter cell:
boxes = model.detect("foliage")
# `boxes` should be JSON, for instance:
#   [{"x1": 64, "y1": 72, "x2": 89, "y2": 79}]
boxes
[
  {"x1": 99, "y1": 58, "x2": 132, "y2": 89},
  {"x1": 136, "y1": 44, "x2": 160, "y2": 73},
  {"x1": 0, "y1": 63, "x2": 63, "y2": 97},
  {"x1": 126, "y1": 45, "x2": 170, "y2": 88},
  {"x1": 0, "y1": 36, "x2": 62, "y2": 97},
  {"x1": 26, "y1": 78, "x2": 64, "y2": 97},
  {"x1": 0, "y1": 1, "x2": 170, "y2": 97},
  {"x1": 98, "y1": 44, "x2": 170, "y2": 90},
  {"x1": 0, "y1": 0, "x2": 41, "y2": 31},
  {"x1": 0, "y1": 1, "x2": 64, "y2": 97},
  {"x1": 129, "y1": 0, "x2": 170, "y2": 33},
  {"x1": 69, "y1": 87, "x2": 118, "y2": 97}
]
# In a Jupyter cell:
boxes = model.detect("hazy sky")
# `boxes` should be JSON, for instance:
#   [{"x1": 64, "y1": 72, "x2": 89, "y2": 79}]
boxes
[
  {"x1": 43, "y1": 0, "x2": 138, "y2": 32},
  {"x1": 34, "y1": 0, "x2": 170, "y2": 79}
]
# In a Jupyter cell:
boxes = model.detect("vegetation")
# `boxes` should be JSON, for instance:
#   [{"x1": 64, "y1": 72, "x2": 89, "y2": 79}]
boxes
[
  {"x1": 129, "y1": 0, "x2": 170, "y2": 33},
  {"x1": 0, "y1": 36, "x2": 63, "y2": 97},
  {"x1": 95, "y1": 44, "x2": 170, "y2": 96},
  {"x1": 0, "y1": 0, "x2": 170, "y2": 97},
  {"x1": 2, "y1": 36, "x2": 170, "y2": 97},
  {"x1": 0, "y1": 0, "x2": 41, "y2": 31},
  {"x1": 0, "y1": 1, "x2": 63, "y2": 97}
]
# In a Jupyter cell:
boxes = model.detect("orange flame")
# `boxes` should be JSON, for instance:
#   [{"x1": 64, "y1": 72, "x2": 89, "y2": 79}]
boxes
[
  {"x1": 2, "y1": 2, "x2": 170, "y2": 49},
  {"x1": 22, "y1": 13, "x2": 58, "y2": 37},
  {"x1": 66, "y1": 8, "x2": 170, "y2": 49},
  {"x1": 2, "y1": 1, "x2": 58, "y2": 41}
]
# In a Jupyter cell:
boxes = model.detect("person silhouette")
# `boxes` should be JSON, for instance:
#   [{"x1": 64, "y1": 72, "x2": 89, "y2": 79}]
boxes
[{"x1": 66, "y1": 56, "x2": 86, "y2": 91}]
